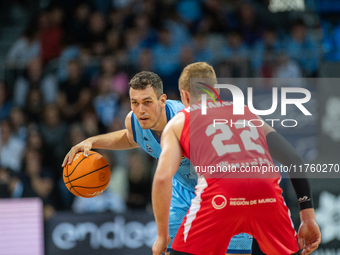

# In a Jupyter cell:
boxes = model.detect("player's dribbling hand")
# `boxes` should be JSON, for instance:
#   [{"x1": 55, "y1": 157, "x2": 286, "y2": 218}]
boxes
[
  {"x1": 61, "y1": 139, "x2": 93, "y2": 167},
  {"x1": 152, "y1": 235, "x2": 170, "y2": 255},
  {"x1": 298, "y1": 218, "x2": 321, "y2": 255}
]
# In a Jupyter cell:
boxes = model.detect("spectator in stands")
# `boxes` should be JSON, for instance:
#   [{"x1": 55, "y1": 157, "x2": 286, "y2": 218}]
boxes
[
  {"x1": 192, "y1": 33, "x2": 214, "y2": 64},
  {"x1": 91, "y1": 40, "x2": 107, "y2": 57},
  {"x1": 0, "y1": 119, "x2": 26, "y2": 172},
  {"x1": 235, "y1": 1, "x2": 264, "y2": 46},
  {"x1": 0, "y1": 166, "x2": 23, "y2": 199},
  {"x1": 20, "y1": 148, "x2": 55, "y2": 220},
  {"x1": 142, "y1": 0, "x2": 162, "y2": 27},
  {"x1": 57, "y1": 59, "x2": 91, "y2": 122},
  {"x1": 38, "y1": 7, "x2": 64, "y2": 65},
  {"x1": 93, "y1": 76, "x2": 119, "y2": 129},
  {"x1": 107, "y1": 117, "x2": 130, "y2": 169},
  {"x1": 152, "y1": 27, "x2": 181, "y2": 90},
  {"x1": 67, "y1": 3, "x2": 91, "y2": 45},
  {"x1": 78, "y1": 46, "x2": 100, "y2": 80},
  {"x1": 135, "y1": 49, "x2": 154, "y2": 73},
  {"x1": 222, "y1": 30, "x2": 249, "y2": 59},
  {"x1": 164, "y1": 11, "x2": 192, "y2": 48},
  {"x1": 126, "y1": 151, "x2": 152, "y2": 210},
  {"x1": 106, "y1": 149, "x2": 128, "y2": 200},
  {"x1": 39, "y1": 104, "x2": 68, "y2": 175},
  {"x1": 107, "y1": 9, "x2": 126, "y2": 32},
  {"x1": 273, "y1": 53, "x2": 306, "y2": 88},
  {"x1": 67, "y1": 123, "x2": 87, "y2": 148},
  {"x1": 134, "y1": 14, "x2": 158, "y2": 48},
  {"x1": 220, "y1": 31, "x2": 249, "y2": 77},
  {"x1": 91, "y1": 55, "x2": 129, "y2": 96},
  {"x1": 26, "y1": 126, "x2": 44, "y2": 152},
  {"x1": 6, "y1": 24, "x2": 40, "y2": 69},
  {"x1": 331, "y1": 22, "x2": 340, "y2": 61},
  {"x1": 0, "y1": 81, "x2": 13, "y2": 121},
  {"x1": 322, "y1": 20, "x2": 340, "y2": 62},
  {"x1": 94, "y1": 0, "x2": 114, "y2": 15},
  {"x1": 152, "y1": 27, "x2": 181, "y2": 75},
  {"x1": 13, "y1": 57, "x2": 58, "y2": 108},
  {"x1": 181, "y1": 46, "x2": 195, "y2": 67},
  {"x1": 176, "y1": 0, "x2": 203, "y2": 28},
  {"x1": 81, "y1": 107, "x2": 106, "y2": 137},
  {"x1": 125, "y1": 28, "x2": 144, "y2": 66},
  {"x1": 57, "y1": 35, "x2": 80, "y2": 82},
  {"x1": 9, "y1": 106, "x2": 27, "y2": 142},
  {"x1": 0, "y1": 166, "x2": 15, "y2": 198},
  {"x1": 88, "y1": 12, "x2": 107, "y2": 45},
  {"x1": 198, "y1": 0, "x2": 228, "y2": 34},
  {"x1": 274, "y1": 53, "x2": 303, "y2": 79},
  {"x1": 106, "y1": 29, "x2": 121, "y2": 54},
  {"x1": 24, "y1": 88, "x2": 44, "y2": 125},
  {"x1": 252, "y1": 28, "x2": 283, "y2": 77},
  {"x1": 285, "y1": 19, "x2": 320, "y2": 77}
]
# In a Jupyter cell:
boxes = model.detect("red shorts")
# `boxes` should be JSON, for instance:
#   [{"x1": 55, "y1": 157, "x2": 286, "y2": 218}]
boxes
[{"x1": 172, "y1": 177, "x2": 299, "y2": 255}]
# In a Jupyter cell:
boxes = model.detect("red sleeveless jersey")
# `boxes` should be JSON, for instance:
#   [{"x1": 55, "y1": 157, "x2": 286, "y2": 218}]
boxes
[
  {"x1": 179, "y1": 101, "x2": 276, "y2": 177},
  {"x1": 174, "y1": 101, "x2": 298, "y2": 255}
]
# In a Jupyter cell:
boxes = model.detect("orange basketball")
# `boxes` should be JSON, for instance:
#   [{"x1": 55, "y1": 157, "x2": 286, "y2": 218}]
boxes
[{"x1": 63, "y1": 151, "x2": 111, "y2": 198}]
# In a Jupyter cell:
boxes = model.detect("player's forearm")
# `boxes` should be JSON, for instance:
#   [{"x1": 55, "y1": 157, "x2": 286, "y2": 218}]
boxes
[
  {"x1": 266, "y1": 131, "x2": 313, "y2": 210},
  {"x1": 300, "y1": 208, "x2": 316, "y2": 221},
  {"x1": 89, "y1": 129, "x2": 139, "y2": 150},
  {"x1": 152, "y1": 175, "x2": 172, "y2": 238}
]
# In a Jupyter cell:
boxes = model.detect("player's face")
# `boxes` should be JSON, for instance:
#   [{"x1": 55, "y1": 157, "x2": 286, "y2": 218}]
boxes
[{"x1": 130, "y1": 86, "x2": 163, "y2": 129}]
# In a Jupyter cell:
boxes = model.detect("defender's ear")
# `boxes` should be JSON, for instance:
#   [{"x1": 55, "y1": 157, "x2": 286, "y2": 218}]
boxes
[{"x1": 181, "y1": 90, "x2": 190, "y2": 105}]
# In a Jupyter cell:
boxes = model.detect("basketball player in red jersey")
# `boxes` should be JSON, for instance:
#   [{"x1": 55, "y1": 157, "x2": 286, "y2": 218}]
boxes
[{"x1": 152, "y1": 62, "x2": 321, "y2": 255}]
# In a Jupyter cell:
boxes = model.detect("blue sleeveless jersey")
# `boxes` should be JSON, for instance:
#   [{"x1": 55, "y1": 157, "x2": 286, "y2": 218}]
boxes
[{"x1": 130, "y1": 99, "x2": 197, "y2": 192}]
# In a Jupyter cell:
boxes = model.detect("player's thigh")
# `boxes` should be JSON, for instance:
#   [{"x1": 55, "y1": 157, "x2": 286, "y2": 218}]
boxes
[{"x1": 251, "y1": 200, "x2": 298, "y2": 254}]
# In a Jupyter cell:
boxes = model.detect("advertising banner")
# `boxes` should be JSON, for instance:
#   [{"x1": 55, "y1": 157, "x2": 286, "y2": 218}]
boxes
[{"x1": 46, "y1": 211, "x2": 157, "y2": 255}]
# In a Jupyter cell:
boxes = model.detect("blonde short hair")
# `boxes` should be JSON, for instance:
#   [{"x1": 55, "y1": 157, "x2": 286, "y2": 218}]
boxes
[{"x1": 179, "y1": 62, "x2": 217, "y2": 99}]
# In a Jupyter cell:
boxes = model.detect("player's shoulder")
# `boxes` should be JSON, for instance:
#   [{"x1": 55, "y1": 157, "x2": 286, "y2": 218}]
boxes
[
  {"x1": 164, "y1": 112, "x2": 185, "y2": 139},
  {"x1": 125, "y1": 111, "x2": 133, "y2": 121},
  {"x1": 125, "y1": 111, "x2": 134, "y2": 131},
  {"x1": 166, "y1": 99, "x2": 185, "y2": 112},
  {"x1": 169, "y1": 111, "x2": 185, "y2": 125}
]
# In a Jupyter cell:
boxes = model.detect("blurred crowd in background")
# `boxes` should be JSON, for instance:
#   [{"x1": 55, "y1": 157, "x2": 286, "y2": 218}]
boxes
[{"x1": 0, "y1": 0, "x2": 339, "y2": 220}]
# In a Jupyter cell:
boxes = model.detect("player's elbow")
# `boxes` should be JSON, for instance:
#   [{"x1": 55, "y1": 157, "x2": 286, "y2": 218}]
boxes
[
  {"x1": 153, "y1": 174, "x2": 171, "y2": 186},
  {"x1": 153, "y1": 171, "x2": 172, "y2": 186}
]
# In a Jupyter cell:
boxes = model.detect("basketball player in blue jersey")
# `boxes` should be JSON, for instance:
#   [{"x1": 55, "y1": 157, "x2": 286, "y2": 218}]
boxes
[{"x1": 62, "y1": 71, "x2": 253, "y2": 255}]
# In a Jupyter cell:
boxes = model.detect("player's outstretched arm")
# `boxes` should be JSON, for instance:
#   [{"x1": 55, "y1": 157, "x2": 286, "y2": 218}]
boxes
[
  {"x1": 298, "y1": 208, "x2": 321, "y2": 255},
  {"x1": 62, "y1": 111, "x2": 139, "y2": 167},
  {"x1": 152, "y1": 114, "x2": 184, "y2": 255},
  {"x1": 261, "y1": 120, "x2": 321, "y2": 253}
]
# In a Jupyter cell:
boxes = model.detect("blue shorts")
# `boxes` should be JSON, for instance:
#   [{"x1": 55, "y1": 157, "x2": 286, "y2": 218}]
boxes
[{"x1": 168, "y1": 178, "x2": 253, "y2": 253}]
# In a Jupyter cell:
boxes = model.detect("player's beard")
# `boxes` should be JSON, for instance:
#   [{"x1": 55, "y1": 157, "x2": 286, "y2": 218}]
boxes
[{"x1": 148, "y1": 103, "x2": 162, "y2": 130}]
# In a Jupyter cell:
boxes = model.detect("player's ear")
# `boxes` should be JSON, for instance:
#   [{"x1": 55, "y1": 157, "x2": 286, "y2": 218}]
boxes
[
  {"x1": 159, "y1": 94, "x2": 167, "y2": 107},
  {"x1": 181, "y1": 90, "x2": 190, "y2": 105},
  {"x1": 215, "y1": 88, "x2": 220, "y2": 95}
]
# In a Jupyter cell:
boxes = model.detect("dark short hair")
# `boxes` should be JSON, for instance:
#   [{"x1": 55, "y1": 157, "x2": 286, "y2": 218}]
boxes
[{"x1": 129, "y1": 71, "x2": 163, "y2": 98}]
